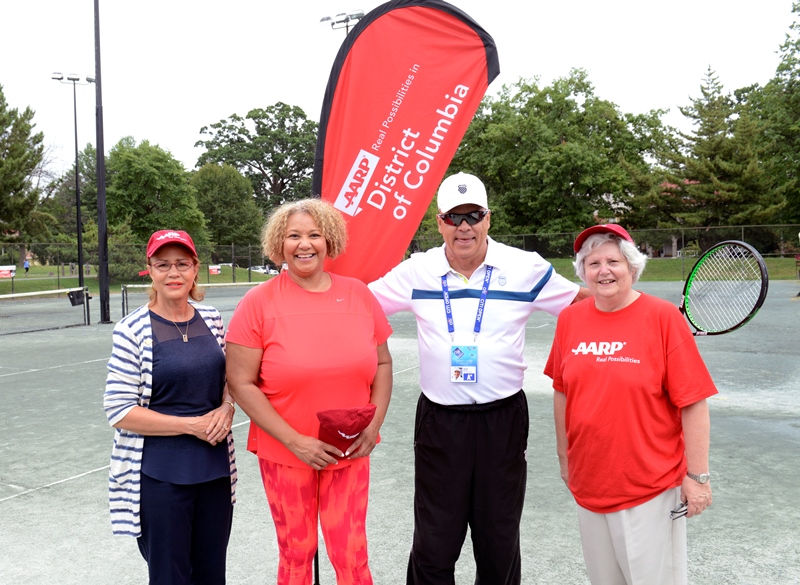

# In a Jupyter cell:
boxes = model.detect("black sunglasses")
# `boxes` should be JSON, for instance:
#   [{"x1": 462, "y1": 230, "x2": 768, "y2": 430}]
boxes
[{"x1": 438, "y1": 210, "x2": 490, "y2": 227}]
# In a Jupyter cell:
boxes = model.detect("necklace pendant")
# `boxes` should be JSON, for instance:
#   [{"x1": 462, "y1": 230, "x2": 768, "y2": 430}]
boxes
[{"x1": 171, "y1": 316, "x2": 190, "y2": 342}]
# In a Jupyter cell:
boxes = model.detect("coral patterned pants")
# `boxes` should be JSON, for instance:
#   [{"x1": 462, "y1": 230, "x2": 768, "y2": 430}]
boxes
[{"x1": 259, "y1": 457, "x2": 373, "y2": 585}]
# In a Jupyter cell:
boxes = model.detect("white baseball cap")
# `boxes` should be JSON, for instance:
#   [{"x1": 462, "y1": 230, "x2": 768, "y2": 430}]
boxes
[{"x1": 437, "y1": 172, "x2": 488, "y2": 213}]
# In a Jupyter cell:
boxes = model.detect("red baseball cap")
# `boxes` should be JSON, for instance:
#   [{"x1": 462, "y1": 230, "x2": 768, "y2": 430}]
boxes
[
  {"x1": 573, "y1": 224, "x2": 634, "y2": 252},
  {"x1": 146, "y1": 230, "x2": 197, "y2": 258},
  {"x1": 316, "y1": 404, "x2": 377, "y2": 458}
]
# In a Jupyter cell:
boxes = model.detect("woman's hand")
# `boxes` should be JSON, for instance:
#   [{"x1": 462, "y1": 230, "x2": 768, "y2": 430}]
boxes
[
  {"x1": 183, "y1": 412, "x2": 217, "y2": 442},
  {"x1": 346, "y1": 420, "x2": 380, "y2": 459},
  {"x1": 116, "y1": 407, "x2": 223, "y2": 442},
  {"x1": 681, "y1": 476, "x2": 713, "y2": 518},
  {"x1": 204, "y1": 402, "x2": 235, "y2": 445},
  {"x1": 558, "y1": 458, "x2": 569, "y2": 486},
  {"x1": 286, "y1": 435, "x2": 342, "y2": 470}
]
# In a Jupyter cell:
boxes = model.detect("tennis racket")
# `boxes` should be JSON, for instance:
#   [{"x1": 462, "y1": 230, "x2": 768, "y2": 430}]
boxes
[{"x1": 679, "y1": 240, "x2": 768, "y2": 336}]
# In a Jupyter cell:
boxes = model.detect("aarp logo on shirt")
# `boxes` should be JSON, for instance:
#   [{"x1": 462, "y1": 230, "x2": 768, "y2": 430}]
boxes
[{"x1": 571, "y1": 341, "x2": 625, "y2": 356}]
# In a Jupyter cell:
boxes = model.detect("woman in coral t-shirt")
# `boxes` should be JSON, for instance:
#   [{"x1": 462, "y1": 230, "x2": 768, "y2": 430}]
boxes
[{"x1": 226, "y1": 199, "x2": 392, "y2": 585}]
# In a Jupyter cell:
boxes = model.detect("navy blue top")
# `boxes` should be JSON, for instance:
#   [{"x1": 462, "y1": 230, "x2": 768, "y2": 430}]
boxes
[{"x1": 142, "y1": 309, "x2": 229, "y2": 484}]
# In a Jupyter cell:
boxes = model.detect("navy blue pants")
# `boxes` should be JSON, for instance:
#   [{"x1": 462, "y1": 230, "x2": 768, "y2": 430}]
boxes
[
  {"x1": 407, "y1": 390, "x2": 529, "y2": 585},
  {"x1": 137, "y1": 474, "x2": 233, "y2": 585}
]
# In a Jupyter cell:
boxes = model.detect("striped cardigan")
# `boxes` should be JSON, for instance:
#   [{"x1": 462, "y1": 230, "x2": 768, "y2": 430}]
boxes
[{"x1": 103, "y1": 302, "x2": 237, "y2": 537}]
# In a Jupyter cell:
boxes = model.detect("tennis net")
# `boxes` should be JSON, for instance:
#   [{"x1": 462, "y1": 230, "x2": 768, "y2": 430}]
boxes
[
  {"x1": 0, "y1": 287, "x2": 90, "y2": 335},
  {"x1": 121, "y1": 281, "x2": 262, "y2": 317}
]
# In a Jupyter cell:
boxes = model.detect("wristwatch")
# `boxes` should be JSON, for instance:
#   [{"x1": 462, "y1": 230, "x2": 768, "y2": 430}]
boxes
[{"x1": 687, "y1": 471, "x2": 710, "y2": 484}]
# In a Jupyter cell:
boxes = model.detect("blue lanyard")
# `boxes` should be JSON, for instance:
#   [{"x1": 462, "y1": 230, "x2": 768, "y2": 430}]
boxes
[{"x1": 441, "y1": 265, "x2": 493, "y2": 342}]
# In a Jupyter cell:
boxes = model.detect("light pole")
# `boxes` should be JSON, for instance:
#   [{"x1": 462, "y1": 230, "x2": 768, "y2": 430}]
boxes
[
  {"x1": 94, "y1": 0, "x2": 111, "y2": 323},
  {"x1": 320, "y1": 9, "x2": 365, "y2": 34},
  {"x1": 52, "y1": 72, "x2": 95, "y2": 290}
]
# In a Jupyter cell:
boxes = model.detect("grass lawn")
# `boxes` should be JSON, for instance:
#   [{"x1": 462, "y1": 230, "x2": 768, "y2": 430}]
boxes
[
  {"x1": 2, "y1": 258, "x2": 797, "y2": 296},
  {"x1": 516, "y1": 256, "x2": 797, "y2": 283}
]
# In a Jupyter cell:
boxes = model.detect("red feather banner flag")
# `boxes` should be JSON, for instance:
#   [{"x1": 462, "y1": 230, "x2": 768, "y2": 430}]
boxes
[{"x1": 313, "y1": 0, "x2": 499, "y2": 283}]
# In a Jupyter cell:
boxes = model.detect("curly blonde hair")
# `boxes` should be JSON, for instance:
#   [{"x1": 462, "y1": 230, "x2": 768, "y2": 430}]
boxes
[{"x1": 261, "y1": 199, "x2": 348, "y2": 265}]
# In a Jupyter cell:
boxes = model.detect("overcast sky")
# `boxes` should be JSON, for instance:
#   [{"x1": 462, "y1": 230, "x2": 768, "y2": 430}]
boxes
[{"x1": 2, "y1": 0, "x2": 796, "y2": 176}]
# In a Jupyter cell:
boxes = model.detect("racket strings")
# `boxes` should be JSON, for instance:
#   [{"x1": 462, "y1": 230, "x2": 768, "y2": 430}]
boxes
[{"x1": 686, "y1": 247, "x2": 763, "y2": 332}]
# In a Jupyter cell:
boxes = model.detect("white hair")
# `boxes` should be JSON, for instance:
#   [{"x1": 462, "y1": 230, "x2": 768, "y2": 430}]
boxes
[{"x1": 573, "y1": 233, "x2": 648, "y2": 284}]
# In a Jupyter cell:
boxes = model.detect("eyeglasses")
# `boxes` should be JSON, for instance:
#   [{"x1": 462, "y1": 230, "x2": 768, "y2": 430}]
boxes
[
  {"x1": 669, "y1": 501, "x2": 688, "y2": 520},
  {"x1": 437, "y1": 210, "x2": 490, "y2": 227},
  {"x1": 149, "y1": 261, "x2": 195, "y2": 272}
]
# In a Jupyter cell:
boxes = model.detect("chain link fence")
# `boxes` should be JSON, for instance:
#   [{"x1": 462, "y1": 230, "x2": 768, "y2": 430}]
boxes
[
  {"x1": 410, "y1": 224, "x2": 800, "y2": 259},
  {"x1": 0, "y1": 243, "x2": 276, "y2": 284}
]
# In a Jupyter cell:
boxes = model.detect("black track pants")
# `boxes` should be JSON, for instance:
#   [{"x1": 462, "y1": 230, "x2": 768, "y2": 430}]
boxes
[{"x1": 406, "y1": 390, "x2": 529, "y2": 585}]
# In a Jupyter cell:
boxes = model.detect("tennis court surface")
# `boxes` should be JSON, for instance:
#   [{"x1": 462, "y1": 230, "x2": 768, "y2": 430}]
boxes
[{"x1": 1, "y1": 281, "x2": 798, "y2": 584}]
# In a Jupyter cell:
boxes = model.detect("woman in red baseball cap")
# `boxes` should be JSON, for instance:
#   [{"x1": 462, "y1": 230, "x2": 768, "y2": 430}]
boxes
[
  {"x1": 226, "y1": 199, "x2": 393, "y2": 585},
  {"x1": 545, "y1": 224, "x2": 717, "y2": 585},
  {"x1": 103, "y1": 229, "x2": 237, "y2": 584}
]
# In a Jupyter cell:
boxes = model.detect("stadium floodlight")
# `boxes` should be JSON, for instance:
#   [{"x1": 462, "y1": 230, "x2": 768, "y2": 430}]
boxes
[{"x1": 320, "y1": 8, "x2": 364, "y2": 33}]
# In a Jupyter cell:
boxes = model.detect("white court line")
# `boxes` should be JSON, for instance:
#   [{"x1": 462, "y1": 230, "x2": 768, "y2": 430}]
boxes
[
  {"x1": 0, "y1": 367, "x2": 420, "y2": 502},
  {"x1": 394, "y1": 365, "x2": 419, "y2": 375},
  {"x1": 0, "y1": 465, "x2": 110, "y2": 502},
  {"x1": 0, "y1": 357, "x2": 108, "y2": 378},
  {"x1": 526, "y1": 324, "x2": 551, "y2": 330},
  {"x1": 0, "y1": 420, "x2": 252, "y2": 503}
]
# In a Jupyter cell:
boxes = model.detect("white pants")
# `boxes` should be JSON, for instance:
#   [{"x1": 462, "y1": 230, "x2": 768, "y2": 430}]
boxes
[{"x1": 577, "y1": 487, "x2": 687, "y2": 585}]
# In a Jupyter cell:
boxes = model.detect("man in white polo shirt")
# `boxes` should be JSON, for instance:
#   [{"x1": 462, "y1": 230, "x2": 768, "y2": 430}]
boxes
[{"x1": 369, "y1": 172, "x2": 589, "y2": 585}]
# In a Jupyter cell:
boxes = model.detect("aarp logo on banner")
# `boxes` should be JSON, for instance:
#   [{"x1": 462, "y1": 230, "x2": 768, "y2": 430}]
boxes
[{"x1": 333, "y1": 150, "x2": 379, "y2": 217}]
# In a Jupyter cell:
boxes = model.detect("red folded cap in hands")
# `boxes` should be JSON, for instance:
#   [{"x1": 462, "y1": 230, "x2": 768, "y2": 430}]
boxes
[{"x1": 316, "y1": 404, "x2": 377, "y2": 456}]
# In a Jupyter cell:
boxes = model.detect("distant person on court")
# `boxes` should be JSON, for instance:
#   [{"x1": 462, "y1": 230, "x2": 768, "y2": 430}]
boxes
[
  {"x1": 225, "y1": 199, "x2": 393, "y2": 584},
  {"x1": 545, "y1": 224, "x2": 717, "y2": 585},
  {"x1": 104, "y1": 229, "x2": 237, "y2": 585},
  {"x1": 368, "y1": 172, "x2": 589, "y2": 585},
  {"x1": 23, "y1": 258, "x2": 29, "y2": 275}
]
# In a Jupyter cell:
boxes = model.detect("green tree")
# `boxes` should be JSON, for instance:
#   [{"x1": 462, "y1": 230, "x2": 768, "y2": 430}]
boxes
[
  {"x1": 724, "y1": 105, "x2": 785, "y2": 224},
  {"x1": 644, "y1": 69, "x2": 782, "y2": 228},
  {"x1": 448, "y1": 70, "x2": 666, "y2": 238},
  {"x1": 190, "y1": 164, "x2": 264, "y2": 244},
  {"x1": 77, "y1": 143, "x2": 99, "y2": 223},
  {"x1": 38, "y1": 143, "x2": 98, "y2": 238},
  {"x1": 195, "y1": 103, "x2": 318, "y2": 213},
  {"x1": 760, "y1": 1, "x2": 800, "y2": 222},
  {"x1": 107, "y1": 137, "x2": 206, "y2": 243},
  {"x1": 0, "y1": 83, "x2": 47, "y2": 240},
  {"x1": 84, "y1": 219, "x2": 142, "y2": 282},
  {"x1": 28, "y1": 233, "x2": 77, "y2": 266}
]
